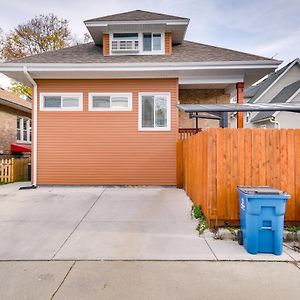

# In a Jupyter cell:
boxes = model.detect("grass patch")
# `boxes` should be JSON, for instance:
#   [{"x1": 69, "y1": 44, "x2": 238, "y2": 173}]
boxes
[
  {"x1": 285, "y1": 225, "x2": 300, "y2": 233},
  {"x1": 191, "y1": 205, "x2": 208, "y2": 235}
]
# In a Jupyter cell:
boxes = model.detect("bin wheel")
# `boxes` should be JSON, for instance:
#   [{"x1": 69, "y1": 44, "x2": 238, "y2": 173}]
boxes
[{"x1": 237, "y1": 230, "x2": 243, "y2": 245}]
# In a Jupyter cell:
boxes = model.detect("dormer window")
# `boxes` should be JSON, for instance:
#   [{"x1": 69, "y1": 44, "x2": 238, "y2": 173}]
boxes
[{"x1": 110, "y1": 32, "x2": 164, "y2": 55}]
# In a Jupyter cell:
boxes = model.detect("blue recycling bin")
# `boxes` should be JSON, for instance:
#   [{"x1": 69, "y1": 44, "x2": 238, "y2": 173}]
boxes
[{"x1": 237, "y1": 186, "x2": 290, "y2": 255}]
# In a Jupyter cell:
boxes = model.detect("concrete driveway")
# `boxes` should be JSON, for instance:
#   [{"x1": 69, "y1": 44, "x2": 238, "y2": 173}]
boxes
[
  {"x1": 0, "y1": 183, "x2": 299, "y2": 261},
  {"x1": 0, "y1": 183, "x2": 215, "y2": 260}
]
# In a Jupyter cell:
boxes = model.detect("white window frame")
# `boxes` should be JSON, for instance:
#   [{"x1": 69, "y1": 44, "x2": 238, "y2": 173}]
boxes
[
  {"x1": 40, "y1": 93, "x2": 83, "y2": 111},
  {"x1": 17, "y1": 117, "x2": 31, "y2": 144},
  {"x1": 142, "y1": 32, "x2": 163, "y2": 53},
  {"x1": 88, "y1": 93, "x2": 133, "y2": 111},
  {"x1": 138, "y1": 92, "x2": 171, "y2": 131},
  {"x1": 109, "y1": 32, "x2": 165, "y2": 56}
]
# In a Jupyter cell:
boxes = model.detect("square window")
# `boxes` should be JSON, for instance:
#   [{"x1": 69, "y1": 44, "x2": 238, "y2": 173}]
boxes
[{"x1": 139, "y1": 93, "x2": 170, "y2": 130}]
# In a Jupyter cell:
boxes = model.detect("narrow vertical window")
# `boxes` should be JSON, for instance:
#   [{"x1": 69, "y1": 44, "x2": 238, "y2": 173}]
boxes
[
  {"x1": 16, "y1": 117, "x2": 32, "y2": 143},
  {"x1": 153, "y1": 34, "x2": 162, "y2": 51},
  {"x1": 17, "y1": 117, "x2": 22, "y2": 141},
  {"x1": 143, "y1": 33, "x2": 152, "y2": 51}
]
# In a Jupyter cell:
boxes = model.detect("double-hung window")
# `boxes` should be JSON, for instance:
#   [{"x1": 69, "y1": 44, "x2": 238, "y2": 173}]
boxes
[
  {"x1": 40, "y1": 93, "x2": 83, "y2": 111},
  {"x1": 139, "y1": 93, "x2": 171, "y2": 131},
  {"x1": 17, "y1": 117, "x2": 31, "y2": 143},
  {"x1": 89, "y1": 93, "x2": 132, "y2": 111}
]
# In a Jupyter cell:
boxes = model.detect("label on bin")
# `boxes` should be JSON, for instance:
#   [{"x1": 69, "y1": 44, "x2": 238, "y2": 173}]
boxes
[{"x1": 240, "y1": 197, "x2": 246, "y2": 211}]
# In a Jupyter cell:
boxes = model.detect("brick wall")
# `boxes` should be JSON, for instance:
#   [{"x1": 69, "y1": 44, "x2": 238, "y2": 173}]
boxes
[
  {"x1": 179, "y1": 89, "x2": 230, "y2": 128},
  {"x1": 0, "y1": 105, "x2": 31, "y2": 154}
]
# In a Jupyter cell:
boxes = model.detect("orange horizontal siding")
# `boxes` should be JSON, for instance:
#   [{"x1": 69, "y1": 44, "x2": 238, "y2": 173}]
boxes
[{"x1": 36, "y1": 79, "x2": 178, "y2": 185}]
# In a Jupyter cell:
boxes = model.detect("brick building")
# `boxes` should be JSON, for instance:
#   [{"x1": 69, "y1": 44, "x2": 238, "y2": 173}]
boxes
[{"x1": 0, "y1": 88, "x2": 32, "y2": 156}]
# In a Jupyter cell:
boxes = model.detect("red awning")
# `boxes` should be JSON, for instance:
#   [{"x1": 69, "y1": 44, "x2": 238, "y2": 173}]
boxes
[{"x1": 11, "y1": 144, "x2": 31, "y2": 153}]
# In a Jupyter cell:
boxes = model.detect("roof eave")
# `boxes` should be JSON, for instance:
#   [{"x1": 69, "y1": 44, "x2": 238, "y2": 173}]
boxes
[
  {"x1": 0, "y1": 98, "x2": 31, "y2": 113},
  {"x1": 251, "y1": 116, "x2": 273, "y2": 123}
]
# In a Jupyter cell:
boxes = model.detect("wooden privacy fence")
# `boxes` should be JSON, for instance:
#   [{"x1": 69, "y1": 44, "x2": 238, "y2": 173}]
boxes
[
  {"x1": 0, "y1": 158, "x2": 30, "y2": 183},
  {"x1": 177, "y1": 128, "x2": 300, "y2": 226}
]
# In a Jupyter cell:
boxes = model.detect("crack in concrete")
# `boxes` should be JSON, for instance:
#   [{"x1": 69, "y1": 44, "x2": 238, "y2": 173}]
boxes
[
  {"x1": 51, "y1": 189, "x2": 106, "y2": 260},
  {"x1": 204, "y1": 237, "x2": 218, "y2": 260},
  {"x1": 50, "y1": 261, "x2": 76, "y2": 300}
]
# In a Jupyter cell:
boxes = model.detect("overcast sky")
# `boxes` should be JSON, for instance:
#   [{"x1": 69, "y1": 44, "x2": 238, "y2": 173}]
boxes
[{"x1": 0, "y1": 0, "x2": 300, "y2": 88}]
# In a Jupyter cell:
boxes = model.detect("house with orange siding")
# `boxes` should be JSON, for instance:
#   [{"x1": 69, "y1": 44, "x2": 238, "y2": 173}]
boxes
[{"x1": 0, "y1": 10, "x2": 281, "y2": 186}]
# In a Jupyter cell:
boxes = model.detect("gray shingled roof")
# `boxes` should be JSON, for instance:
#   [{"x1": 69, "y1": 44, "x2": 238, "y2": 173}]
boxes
[
  {"x1": 244, "y1": 85, "x2": 261, "y2": 99},
  {"x1": 84, "y1": 10, "x2": 188, "y2": 22},
  {"x1": 246, "y1": 59, "x2": 299, "y2": 103},
  {"x1": 6, "y1": 41, "x2": 275, "y2": 64},
  {"x1": 251, "y1": 80, "x2": 300, "y2": 122}
]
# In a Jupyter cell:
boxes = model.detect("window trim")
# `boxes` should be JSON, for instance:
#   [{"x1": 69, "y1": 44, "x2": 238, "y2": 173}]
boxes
[
  {"x1": 88, "y1": 93, "x2": 133, "y2": 111},
  {"x1": 17, "y1": 117, "x2": 31, "y2": 144},
  {"x1": 40, "y1": 93, "x2": 83, "y2": 111},
  {"x1": 138, "y1": 92, "x2": 171, "y2": 131}
]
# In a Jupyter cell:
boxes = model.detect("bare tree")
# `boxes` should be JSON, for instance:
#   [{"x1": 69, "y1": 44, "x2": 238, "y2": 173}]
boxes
[
  {"x1": 1, "y1": 14, "x2": 72, "y2": 61},
  {"x1": 83, "y1": 32, "x2": 93, "y2": 43},
  {"x1": 0, "y1": 14, "x2": 73, "y2": 98}
]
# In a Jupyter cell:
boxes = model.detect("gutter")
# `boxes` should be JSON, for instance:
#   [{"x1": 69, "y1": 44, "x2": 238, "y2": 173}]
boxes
[
  {"x1": 0, "y1": 60, "x2": 281, "y2": 71},
  {"x1": 23, "y1": 66, "x2": 37, "y2": 187}
]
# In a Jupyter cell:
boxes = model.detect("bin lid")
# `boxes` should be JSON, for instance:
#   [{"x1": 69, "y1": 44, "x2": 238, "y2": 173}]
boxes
[{"x1": 237, "y1": 186, "x2": 284, "y2": 195}]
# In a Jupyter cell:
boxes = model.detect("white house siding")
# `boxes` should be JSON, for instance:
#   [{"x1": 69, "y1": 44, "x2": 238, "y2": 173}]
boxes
[{"x1": 249, "y1": 63, "x2": 300, "y2": 128}]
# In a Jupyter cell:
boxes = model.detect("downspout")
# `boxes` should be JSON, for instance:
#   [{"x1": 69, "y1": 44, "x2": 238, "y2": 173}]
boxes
[
  {"x1": 23, "y1": 66, "x2": 37, "y2": 187},
  {"x1": 270, "y1": 116, "x2": 280, "y2": 129}
]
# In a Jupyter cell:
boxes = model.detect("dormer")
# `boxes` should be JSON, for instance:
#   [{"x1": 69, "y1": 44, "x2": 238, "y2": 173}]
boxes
[{"x1": 84, "y1": 10, "x2": 189, "y2": 56}]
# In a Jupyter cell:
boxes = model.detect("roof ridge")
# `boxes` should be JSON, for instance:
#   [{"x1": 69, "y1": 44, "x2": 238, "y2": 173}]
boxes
[{"x1": 84, "y1": 9, "x2": 189, "y2": 23}]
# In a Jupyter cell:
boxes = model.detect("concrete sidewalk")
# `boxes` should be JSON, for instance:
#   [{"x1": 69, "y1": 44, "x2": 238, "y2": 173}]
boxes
[{"x1": 1, "y1": 261, "x2": 299, "y2": 300}]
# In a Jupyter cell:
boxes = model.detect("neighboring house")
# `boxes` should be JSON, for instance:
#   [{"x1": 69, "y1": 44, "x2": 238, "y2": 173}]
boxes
[
  {"x1": 234, "y1": 58, "x2": 300, "y2": 128},
  {"x1": 0, "y1": 88, "x2": 32, "y2": 156},
  {"x1": 0, "y1": 10, "x2": 280, "y2": 186}
]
